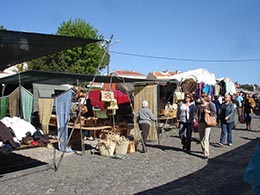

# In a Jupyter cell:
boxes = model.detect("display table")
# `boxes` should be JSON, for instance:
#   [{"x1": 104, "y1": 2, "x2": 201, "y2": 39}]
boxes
[
  {"x1": 68, "y1": 123, "x2": 113, "y2": 131},
  {"x1": 158, "y1": 116, "x2": 178, "y2": 130},
  {"x1": 49, "y1": 122, "x2": 113, "y2": 136}
]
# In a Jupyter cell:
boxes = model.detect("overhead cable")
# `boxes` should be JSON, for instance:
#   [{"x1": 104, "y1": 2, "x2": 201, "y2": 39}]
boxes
[{"x1": 110, "y1": 50, "x2": 260, "y2": 63}]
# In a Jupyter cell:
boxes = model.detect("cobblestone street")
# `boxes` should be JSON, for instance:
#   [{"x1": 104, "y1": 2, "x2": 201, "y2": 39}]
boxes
[{"x1": 0, "y1": 115, "x2": 259, "y2": 195}]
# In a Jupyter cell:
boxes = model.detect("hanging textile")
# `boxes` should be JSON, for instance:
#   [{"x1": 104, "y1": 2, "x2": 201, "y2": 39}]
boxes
[
  {"x1": 215, "y1": 84, "x2": 220, "y2": 96},
  {"x1": 134, "y1": 85, "x2": 158, "y2": 141},
  {"x1": 181, "y1": 79, "x2": 197, "y2": 93},
  {"x1": 219, "y1": 80, "x2": 226, "y2": 96},
  {"x1": 210, "y1": 85, "x2": 215, "y2": 97},
  {"x1": 202, "y1": 84, "x2": 211, "y2": 95},
  {"x1": 38, "y1": 98, "x2": 54, "y2": 135},
  {"x1": 0, "y1": 96, "x2": 9, "y2": 119},
  {"x1": 198, "y1": 82, "x2": 204, "y2": 97},
  {"x1": 9, "y1": 87, "x2": 20, "y2": 117},
  {"x1": 21, "y1": 87, "x2": 33, "y2": 123},
  {"x1": 55, "y1": 89, "x2": 73, "y2": 152}
]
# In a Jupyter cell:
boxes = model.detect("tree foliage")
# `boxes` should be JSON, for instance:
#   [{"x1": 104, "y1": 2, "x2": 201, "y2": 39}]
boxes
[
  {"x1": 0, "y1": 25, "x2": 6, "y2": 30},
  {"x1": 240, "y1": 84, "x2": 254, "y2": 91},
  {"x1": 28, "y1": 18, "x2": 110, "y2": 74}
]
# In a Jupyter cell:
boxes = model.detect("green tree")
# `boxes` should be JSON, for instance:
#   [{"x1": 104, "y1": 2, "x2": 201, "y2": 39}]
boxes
[
  {"x1": 0, "y1": 25, "x2": 6, "y2": 30},
  {"x1": 240, "y1": 84, "x2": 254, "y2": 91},
  {"x1": 29, "y1": 18, "x2": 110, "y2": 74}
]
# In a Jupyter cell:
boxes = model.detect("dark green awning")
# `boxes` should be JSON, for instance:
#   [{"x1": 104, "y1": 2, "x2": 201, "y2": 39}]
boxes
[
  {"x1": 0, "y1": 30, "x2": 100, "y2": 70},
  {"x1": 0, "y1": 70, "x2": 163, "y2": 85}
]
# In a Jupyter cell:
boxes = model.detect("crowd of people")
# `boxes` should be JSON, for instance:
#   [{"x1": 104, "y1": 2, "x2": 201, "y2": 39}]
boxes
[
  {"x1": 73, "y1": 85, "x2": 259, "y2": 158},
  {"x1": 176, "y1": 91, "x2": 258, "y2": 159},
  {"x1": 136, "y1": 92, "x2": 259, "y2": 159}
]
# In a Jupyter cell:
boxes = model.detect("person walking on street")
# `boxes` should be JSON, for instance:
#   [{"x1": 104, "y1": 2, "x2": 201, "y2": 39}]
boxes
[
  {"x1": 197, "y1": 93, "x2": 216, "y2": 159},
  {"x1": 136, "y1": 100, "x2": 156, "y2": 153},
  {"x1": 177, "y1": 93, "x2": 196, "y2": 153},
  {"x1": 236, "y1": 92, "x2": 243, "y2": 122},
  {"x1": 231, "y1": 94, "x2": 239, "y2": 129},
  {"x1": 242, "y1": 93, "x2": 256, "y2": 130},
  {"x1": 212, "y1": 95, "x2": 221, "y2": 125},
  {"x1": 218, "y1": 94, "x2": 235, "y2": 147}
]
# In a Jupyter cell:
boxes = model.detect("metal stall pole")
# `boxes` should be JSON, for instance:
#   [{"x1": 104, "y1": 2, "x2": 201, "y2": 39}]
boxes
[{"x1": 54, "y1": 35, "x2": 114, "y2": 171}]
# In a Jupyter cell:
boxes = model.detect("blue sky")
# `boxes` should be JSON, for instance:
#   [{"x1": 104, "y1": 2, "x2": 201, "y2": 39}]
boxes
[{"x1": 1, "y1": 0, "x2": 260, "y2": 85}]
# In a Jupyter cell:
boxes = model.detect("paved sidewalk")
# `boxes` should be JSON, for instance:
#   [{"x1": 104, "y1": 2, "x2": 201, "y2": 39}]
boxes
[{"x1": 0, "y1": 115, "x2": 259, "y2": 195}]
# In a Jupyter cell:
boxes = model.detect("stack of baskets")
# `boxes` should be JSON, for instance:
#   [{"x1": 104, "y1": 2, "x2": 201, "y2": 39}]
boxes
[{"x1": 97, "y1": 132, "x2": 130, "y2": 156}]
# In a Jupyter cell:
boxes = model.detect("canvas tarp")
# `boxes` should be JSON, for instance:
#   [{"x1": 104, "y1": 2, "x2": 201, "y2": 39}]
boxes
[
  {"x1": 171, "y1": 68, "x2": 216, "y2": 85},
  {"x1": 134, "y1": 84, "x2": 158, "y2": 141},
  {"x1": 0, "y1": 29, "x2": 100, "y2": 70},
  {"x1": 217, "y1": 77, "x2": 237, "y2": 94},
  {"x1": 0, "y1": 70, "x2": 159, "y2": 86},
  {"x1": 32, "y1": 83, "x2": 71, "y2": 112}
]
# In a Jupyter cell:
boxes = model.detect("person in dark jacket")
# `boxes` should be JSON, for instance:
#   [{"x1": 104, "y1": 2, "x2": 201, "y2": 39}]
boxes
[
  {"x1": 82, "y1": 98, "x2": 94, "y2": 118},
  {"x1": 177, "y1": 93, "x2": 196, "y2": 152},
  {"x1": 82, "y1": 98, "x2": 95, "y2": 140},
  {"x1": 218, "y1": 94, "x2": 235, "y2": 146},
  {"x1": 212, "y1": 95, "x2": 221, "y2": 125}
]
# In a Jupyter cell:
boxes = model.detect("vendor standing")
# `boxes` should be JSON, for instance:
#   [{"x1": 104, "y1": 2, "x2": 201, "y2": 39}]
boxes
[
  {"x1": 136, "y1": 100, "x2": 156, "y2": 153},
  {"x1": 82, "y1": 98, "x2": 95, "y2": 140}
]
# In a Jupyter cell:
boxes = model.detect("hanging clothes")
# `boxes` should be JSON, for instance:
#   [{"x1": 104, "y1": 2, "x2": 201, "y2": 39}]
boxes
[
  {"x1": 38, "y1": 98, "x2": 54, "y2": 135},
  {"x1": 0, "y1": 96, "x2": 9, "y2": 119},
  {"x1": 219, "y1": 80, "x2": 226, "y2": 96},
  {"x1": 21, "y1": 87, "x2": 34, "y2": 123},
  {"x1": 181, "y1": 79, "x2": 197, "y2": 93},
  {"x1": 202, "y1": 84, "x2": 211, "y2": 95},
  {"x1": 55, "y1": 89, "x2": 73, "y2": 152},
  {"x1": 198, "y1": 82, "x2": 204, "y2": 97},
  {"x1": 210, "y1": 85, "x2": 215, "y2": 97},
  {"x1": 215, "y1": 84, "x2": 220, "y2": 96},
  {"x1": 9, "y1": 87, "x2": 20, "y2": 117}
]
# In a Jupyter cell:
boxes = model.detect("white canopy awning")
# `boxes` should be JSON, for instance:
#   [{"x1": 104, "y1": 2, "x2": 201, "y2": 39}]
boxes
[{"x1": 170, "y1": 68, "x2": 216, "y2": 85}]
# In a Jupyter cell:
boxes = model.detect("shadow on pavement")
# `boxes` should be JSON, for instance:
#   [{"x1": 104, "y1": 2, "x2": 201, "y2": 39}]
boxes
[
  {"x1": 234, "y1": 128, "x2": 259, "y2": 133},
  {"x1": 0, "y1": 152, "x2": 47, "y2": 175},
  {"x1": 146, "y1": 143, "x2": 183, "y2": 152},
  {"x1": 240, "y1": 136, "x2": 258, "y2": 141},
  {"x1": 135, "y1": 139, "x2": 258, "y2": 195}
]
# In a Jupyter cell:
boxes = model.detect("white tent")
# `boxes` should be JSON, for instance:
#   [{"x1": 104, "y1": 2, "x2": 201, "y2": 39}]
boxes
[
  {"x1": 170, "y1": 68, "x2": 216, "y2": 85},
  {"x1": 217, "y1": 77, "x2": 237, "y2": 94}
]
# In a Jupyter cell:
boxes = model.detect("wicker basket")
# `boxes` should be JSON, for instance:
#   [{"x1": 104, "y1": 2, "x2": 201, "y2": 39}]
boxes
[
  {"x1": 167, "y1": 110, "x2": 177, "y2": 118},
  {"x1": 115, "y1": 139, "x2": 129, "y2": 155},
  {"x1": 98, "y1": 140, "x2": 116, "y2": 156}
]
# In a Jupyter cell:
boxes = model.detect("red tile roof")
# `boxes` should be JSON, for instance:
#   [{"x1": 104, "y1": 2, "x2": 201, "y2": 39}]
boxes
[
  {"x1": 113, "y1": 70, "x2": 146, "y2": 77},
  {"x1": 151, "y1": 71, "x2": 178, "y2": 77}
]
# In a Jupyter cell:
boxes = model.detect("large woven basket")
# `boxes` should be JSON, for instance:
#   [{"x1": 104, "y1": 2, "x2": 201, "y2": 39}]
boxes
[
  {"x1": 98, "y1": 140, "x2": 116, "y2": 156},
  {"x1": 115, "y1": 140, "x2": 129, "y2": 155}
]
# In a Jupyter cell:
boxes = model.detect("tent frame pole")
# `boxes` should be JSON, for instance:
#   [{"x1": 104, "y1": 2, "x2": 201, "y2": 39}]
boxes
[{"x1": 54, "y1": 35, "x2": 114, "y2": 171}]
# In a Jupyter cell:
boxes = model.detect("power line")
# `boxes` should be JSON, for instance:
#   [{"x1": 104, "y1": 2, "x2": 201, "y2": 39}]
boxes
[{"x1": 110, "y1": 50, "x2": 260, "y2": 63}]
